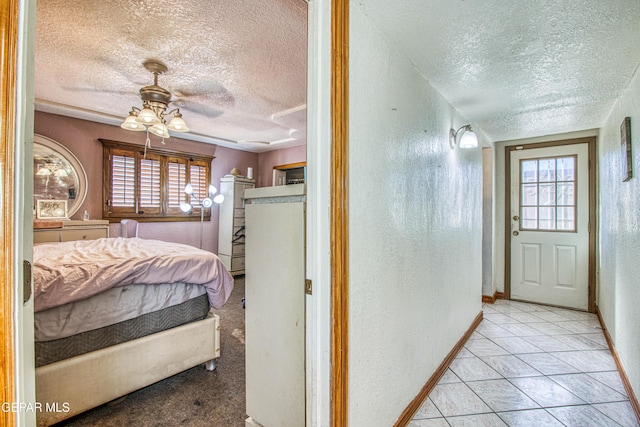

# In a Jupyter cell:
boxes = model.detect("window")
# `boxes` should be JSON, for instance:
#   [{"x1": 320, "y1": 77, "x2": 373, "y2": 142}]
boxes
[
  {"x1": 520, "y1": 156, "x2": 576, "y2": 231},
  {"x1": 101, "y1": 139, "x2": 214, "y2": 222}
]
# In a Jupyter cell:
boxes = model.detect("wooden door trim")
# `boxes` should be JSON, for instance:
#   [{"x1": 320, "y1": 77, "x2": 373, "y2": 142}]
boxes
[
  {"x1": 504, "y1": 137, "x2": 597, "y2": 312},
  {"x1": 331, "y1": 0, "x2": 349, "y2": 425},
  {"x1": 1, "y1": 0, "x2": 20, "y2": 425}
]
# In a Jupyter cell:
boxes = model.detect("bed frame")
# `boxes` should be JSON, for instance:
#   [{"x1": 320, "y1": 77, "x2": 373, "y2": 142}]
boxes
[{"x1": 35, "y1": 313, "x2": 220, "y2": 426}]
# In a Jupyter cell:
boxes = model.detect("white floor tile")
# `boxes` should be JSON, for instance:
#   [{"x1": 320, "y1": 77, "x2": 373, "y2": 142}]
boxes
[
  {"x1": 515, "y1": 353, "x2": 581, "y2": 375},
  {"x1": 450, "y1": 357, "x2": 503, "y2": 382},
  {"x1": 413, "y1": 398, "x2": 442, "y2": 420},
  {"x1": 546, "y1": 405, "x2": 620, "y2": 426},
  {"x1": 430, "y1": 383, "x2": 492, "y2": 417},
  {"x1": 548, "y1": 373, "x2": 628, "y2": 404},
  {"x1": 593, "y1": 401, "x2": 640, "y2": 427},
  {"x1": 465, "y1": 338, "x2": 511, "y2": 357},
  {"x1": 447, "y1": 413, "x2": 508, "y2": 426},
  {"x1": 480, "y1": 355, "x2": 542, "y2": 378},
  {"x1": 497, "y1": 409, "x2": 563, "y2": 426},
  {"x1": 466, "y1": 379, "x2": 539, "y2": 412},
  {"x1": 508, "y1": 376, "x2": 585, "y2": 407}
]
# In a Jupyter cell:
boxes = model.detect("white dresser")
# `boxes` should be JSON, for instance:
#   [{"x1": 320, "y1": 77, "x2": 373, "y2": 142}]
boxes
[
  {"x1": 217, "y1": 175, "x2": 255, "y2": 275},
  {"x1": 33, "y1": 220, "x2": 109, "y2": 243}
]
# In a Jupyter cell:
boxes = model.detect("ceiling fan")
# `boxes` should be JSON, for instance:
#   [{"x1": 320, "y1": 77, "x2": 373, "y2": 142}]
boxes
[{"x1": 120, "y1": 59, "x2": 192, "y2": 139}]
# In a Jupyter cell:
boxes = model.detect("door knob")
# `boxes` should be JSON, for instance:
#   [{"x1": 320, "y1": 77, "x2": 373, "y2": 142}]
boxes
[
  {"x1": 513, "y1": 231, "x2": 519, "y2": 236},
  {"x1": 513, "y1": 215, "x2": 520, "y2": 221}
]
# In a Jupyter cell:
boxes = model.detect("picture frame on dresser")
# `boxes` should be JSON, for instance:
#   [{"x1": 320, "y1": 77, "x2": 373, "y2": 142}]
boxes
[{"x1": 36, "y1": 199, "x2": 68, "y2": 219}]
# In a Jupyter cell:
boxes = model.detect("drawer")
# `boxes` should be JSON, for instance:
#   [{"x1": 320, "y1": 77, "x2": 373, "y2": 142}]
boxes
[
  {"x1": 34, "y1": 230, "x2": 60, "y2": 243},
  {"x1": 233, "y1": 208, "x2": 245, "y2": 218},
  {"x1": 231, "y1": 243, "x2": 245, "y2": 256},
  {"x1": 233, "y1": 216, "x2": 245, "y2": 227},
  {"x1": 61, "y1": 228, "x2": 108, "y2": 241},
  {"x1": 230, "y1": 256, "x2": 245, "y2": 271}
]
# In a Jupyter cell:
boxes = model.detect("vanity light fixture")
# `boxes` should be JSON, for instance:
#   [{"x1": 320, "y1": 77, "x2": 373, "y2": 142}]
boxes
[
  {"x1": 120, "y1": 60, "x2": 189, "y2": 151},
  {"x1": 449, "y1": 124, "x2": 479, "y2": 149},
  {"x1": 179, "y1": 183, "x2": 224, "y2": 249}
]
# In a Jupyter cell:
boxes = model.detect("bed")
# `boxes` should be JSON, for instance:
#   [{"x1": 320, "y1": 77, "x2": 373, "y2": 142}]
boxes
[{"x1": 32, "y1": 237, "x2": 234, "y2": 426}]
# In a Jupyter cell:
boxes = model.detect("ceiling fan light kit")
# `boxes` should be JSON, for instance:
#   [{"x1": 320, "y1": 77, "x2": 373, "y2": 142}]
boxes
[{"x1": 120, "y1": 59, "x2": 190, "y2": 149}]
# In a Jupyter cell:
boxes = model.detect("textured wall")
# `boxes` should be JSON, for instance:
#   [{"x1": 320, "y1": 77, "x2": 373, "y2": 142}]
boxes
[
  {"x1": 598, "y1": 67, "x2": 640, "y2": 398},
  {"x1": 33, "y1": 111, "x2": 258, "y2": 253},
  {"x1": 348, "y1": 6, "x2": 482, "y2": 425},
  {"x1": 256, "y1": 144, "x2": 306, "y2": 187}
]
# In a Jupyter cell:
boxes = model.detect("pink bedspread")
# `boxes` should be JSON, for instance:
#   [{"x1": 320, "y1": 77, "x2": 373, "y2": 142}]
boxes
[{"x1": 33, "y1": 237, "x2": 234, "y2": 312}]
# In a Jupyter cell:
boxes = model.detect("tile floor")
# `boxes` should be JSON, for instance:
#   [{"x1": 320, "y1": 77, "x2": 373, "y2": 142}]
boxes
[{"x1": 410, "y1": 299, "x2": 640, "y2": 427}]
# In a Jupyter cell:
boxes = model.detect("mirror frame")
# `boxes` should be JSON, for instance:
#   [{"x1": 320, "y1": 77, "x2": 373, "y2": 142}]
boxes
[{"x1": 33, "y1": 134, "x2": 88, "y2": 217}]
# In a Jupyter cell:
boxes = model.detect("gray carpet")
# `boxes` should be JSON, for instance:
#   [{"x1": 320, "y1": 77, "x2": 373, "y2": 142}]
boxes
[{"x1": 55, "y1": 277, "x2": 246, "y2": 427}]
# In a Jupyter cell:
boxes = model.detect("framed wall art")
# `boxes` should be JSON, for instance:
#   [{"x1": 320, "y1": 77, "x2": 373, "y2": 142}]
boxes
[
  {"x1": 621, "y1": 116, "x2": 632, "y2": 182},
  {"x1": 36, "y1": 199, "x2": 68, "y2": 219}
]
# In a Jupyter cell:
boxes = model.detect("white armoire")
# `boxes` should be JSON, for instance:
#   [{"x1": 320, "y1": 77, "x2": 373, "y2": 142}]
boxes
[
  {"x1": 217, "y1": 175, "x2": 255, "y2": 275},
  {"x1": 244, "y1": 184, "x2": 306, "y2": 427}
]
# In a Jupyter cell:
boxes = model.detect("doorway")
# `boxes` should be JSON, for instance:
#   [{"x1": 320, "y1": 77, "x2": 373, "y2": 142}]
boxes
[{"x1": 504, "y1": 137, "x2": 597, "y2": 312}]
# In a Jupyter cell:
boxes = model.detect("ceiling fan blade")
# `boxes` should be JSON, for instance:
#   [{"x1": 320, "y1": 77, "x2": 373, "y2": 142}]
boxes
[
  {"x1": 177, "y1": 101, "x2": 225, "y2": 119},
  {"x1": 171, "y1": 80, "x2": 235, "y2": 107},
  {"x1": 61, "y1": 86, "x2": 131, "y2": 95}
]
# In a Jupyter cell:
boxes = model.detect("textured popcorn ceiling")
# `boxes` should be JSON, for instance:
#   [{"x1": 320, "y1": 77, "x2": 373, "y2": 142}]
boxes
[
  {"x1": 35, "y1": 0, "x2": 307, "y2": 152},
  {"x1": 36, "y1": 1, "x2": 640, "y2": 148},
  {"x1": 358, "y1": 0, "x2": 640, "y2": 142}
]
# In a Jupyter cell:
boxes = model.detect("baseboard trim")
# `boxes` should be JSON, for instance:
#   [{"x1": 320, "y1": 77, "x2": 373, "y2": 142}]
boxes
[
  {"x1": 393, "y1": 311, "x2": 483, "y2": 427},
  {"x1": 481, "y1": 291, "x2": 504, "y2": 304},
  {"x1": 596, "y1": 306, "x2": 640, "y2": 424}
]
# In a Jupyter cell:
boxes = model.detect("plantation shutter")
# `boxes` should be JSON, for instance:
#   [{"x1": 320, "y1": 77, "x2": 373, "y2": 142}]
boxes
[
  {"x1": 139, "y1": 154, "x2": 162, "y2": 213},
  {"x1": 167, "y1": 157, "x2": 187, "y2": 213},
  {"x1": 101, "y1": 139, "x2": 214, "y2": 221}
]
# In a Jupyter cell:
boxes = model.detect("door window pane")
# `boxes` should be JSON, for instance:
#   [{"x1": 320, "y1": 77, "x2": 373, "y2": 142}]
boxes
[
  {"x1": 539, "y1": 184, "x2": 556, "y2": 206},
  {"x1": 522, "y1": 184, "x2": 538, "y2": 206},
  {"x1": 522, "y1": 207, "x2": 538, "y2": 229}
]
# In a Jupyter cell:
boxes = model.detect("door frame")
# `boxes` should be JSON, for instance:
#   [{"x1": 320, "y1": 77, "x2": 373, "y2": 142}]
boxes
[
  {"x1": 1, "y1": 0, "x2": 20, "y2": 423},
  {"x1": 504, "y1": 137, "x2": 597, "y2": 312}
]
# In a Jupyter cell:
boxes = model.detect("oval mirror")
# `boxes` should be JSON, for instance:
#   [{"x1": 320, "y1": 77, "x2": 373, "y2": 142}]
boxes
[{"x1": 33, "y1": 134, "x2": 88, "y2": 217}]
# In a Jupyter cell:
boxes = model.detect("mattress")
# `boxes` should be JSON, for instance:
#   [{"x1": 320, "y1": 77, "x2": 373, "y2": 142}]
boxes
[
  {"x1": 35, "y1": 282, "x2": 207, "y2": 342},
  {"x1": 35, "y1": 293, "x2": 210, "y2": 367}
]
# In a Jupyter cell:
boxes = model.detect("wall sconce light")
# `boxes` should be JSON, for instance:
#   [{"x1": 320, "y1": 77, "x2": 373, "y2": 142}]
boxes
[
  {"x1": 449, "y1": 125, "x2": 478, "y2": 149},
  {"x1": 179, "y1": 183, "x2": 224, "y2": 249}
]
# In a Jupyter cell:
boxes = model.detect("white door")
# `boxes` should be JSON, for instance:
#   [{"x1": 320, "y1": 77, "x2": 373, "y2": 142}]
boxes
[
  {"x1": 510, "y1": 143, "x2": 590, "y2": 310},
  {"x1": 245, "y1": 200, "x2": 305, "y2": 426}
]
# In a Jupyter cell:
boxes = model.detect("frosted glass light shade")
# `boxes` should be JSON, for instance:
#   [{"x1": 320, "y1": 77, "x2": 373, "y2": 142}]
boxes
[
  {"x1": 167, "y1": 114, "x2": 189, "y2": 132},
  {"x1": 121, "y1": 112, "x2": 146, "y2": 131},
  {"x1": 149, "y1": 123, "x2": 170, "y2": 139},
  {"x1": 213, "y1": 194, "x2": 224, "y2": 204},
  {"x1": 184, "y1": 183, "x2": 194, "y2": 195},
  {"x1": 180, "y1": 202, "x2": 192, "y2": 213},
  {"x1": 459, "y1": 129, "x2": 478, "y2": 148},
  {"x1": 202, "y1": 197, "x2": 213, "y2": 208},
  {"x1": 136, "y1": 108, "x2": 161, "y2": 125}
]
